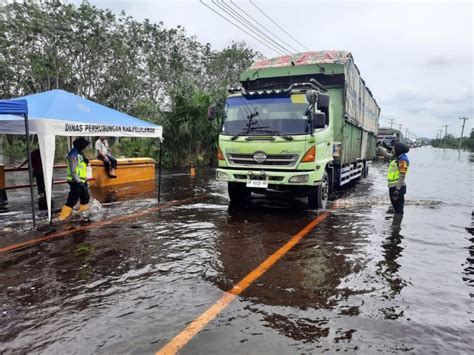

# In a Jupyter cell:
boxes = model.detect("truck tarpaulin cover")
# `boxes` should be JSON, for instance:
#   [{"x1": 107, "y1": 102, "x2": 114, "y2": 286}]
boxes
[
  {"x1": 0, "y1": 89, "x2": 163, "y2": 222},
  {"x1": 249, "y1": 50, "x2": 381, "y2": 134}
]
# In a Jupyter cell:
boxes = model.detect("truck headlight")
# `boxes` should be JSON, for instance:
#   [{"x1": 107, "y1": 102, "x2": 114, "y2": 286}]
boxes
[
  {"x1": 289, "y1": 174, "x2": 309, "y2": 183},
  {"x1": 217, "y1": 171, "x2": 229, "y2": 180}
]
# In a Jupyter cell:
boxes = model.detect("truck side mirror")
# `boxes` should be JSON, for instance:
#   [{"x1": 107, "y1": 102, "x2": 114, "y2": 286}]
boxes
[
  {"x1": 317, "y1": 94, "x2": 330, "y2": 110},
  {"x1": 207, "y1": 105, "x2": 217, "y2": 121},
  {"x1": 313, "y1": 112, "x2": 326, "y2": 129}
]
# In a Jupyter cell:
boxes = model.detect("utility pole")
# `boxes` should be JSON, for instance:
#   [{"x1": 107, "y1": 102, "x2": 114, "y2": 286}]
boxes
[
  {"x1": 398, "y1": 123, "x2": 403, "y2": 132},
  {"x1": 388, "y1": 118, "x2": 395, "y2": 129},
  {"x1": 404, "y1": 128, "x2": 409, "y2": 140},
  {"x1": 442, "y1": 125, "x2": 448, "y2": 151},
  {"x1": 458, "y1": 116, "x2": 469, "y2": 151},
  {"x1": 437, "y1": 129, "x2": 443, "y2": 148}
]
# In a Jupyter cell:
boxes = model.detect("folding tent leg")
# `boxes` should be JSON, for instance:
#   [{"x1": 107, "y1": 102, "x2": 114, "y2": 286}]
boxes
[
  {"x1": 158, "y1": 140, "x2": 162, "y2": 204},
  {"x1": 24, "y1": 114, "x2": 36, "y2": 228}
]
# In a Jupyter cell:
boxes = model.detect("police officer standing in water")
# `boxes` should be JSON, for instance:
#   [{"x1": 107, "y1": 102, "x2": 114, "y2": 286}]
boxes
[
  {"x1": 58, "y1": 138, "x2": 91, "y2": 221},
  {"x1": 377, "y1": 142, "x2": 410, "y2": 223}
]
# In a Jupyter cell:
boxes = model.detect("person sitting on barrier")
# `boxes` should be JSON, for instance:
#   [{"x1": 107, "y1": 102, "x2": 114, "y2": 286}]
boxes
[
  {"x1": 59, "y1": 138, "x2": 91, "y2": 221},
  {"x1": 16, "y1": 147, "x2": 48, "y2": 210},
  {"x1": 95, "y1": 136, "x2": 117, "y2": 178}
]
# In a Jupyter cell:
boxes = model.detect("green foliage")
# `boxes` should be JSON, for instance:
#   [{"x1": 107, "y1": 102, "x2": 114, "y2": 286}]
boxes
[
  {"x1": 0, "y1": 1, "x2": 259, "y2": 166},
  {"x1": 431, "y1": 131, "x2": 474, "y2": 151},
  {"x1": 3, "y1": 136, "x2": 27, "y2": 161}
]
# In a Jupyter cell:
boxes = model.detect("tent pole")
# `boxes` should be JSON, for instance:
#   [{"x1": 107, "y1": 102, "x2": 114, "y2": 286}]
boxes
[
  {"x1": 158, "y1": 140, "x2": 162, "y2": 204},
  {"x1": 24, "y1": 113, "x2": 36, "y2": 228}
]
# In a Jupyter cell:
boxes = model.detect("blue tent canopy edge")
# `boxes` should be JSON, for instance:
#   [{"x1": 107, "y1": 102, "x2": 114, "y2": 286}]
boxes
[{"x1": 0, "y1": 99, "x2": 28, "y2": 116}]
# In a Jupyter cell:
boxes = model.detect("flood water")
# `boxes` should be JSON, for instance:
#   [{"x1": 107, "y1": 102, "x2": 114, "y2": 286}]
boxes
[{"x1": 1, "y1": 146, "x2": 473, "y2": 354}]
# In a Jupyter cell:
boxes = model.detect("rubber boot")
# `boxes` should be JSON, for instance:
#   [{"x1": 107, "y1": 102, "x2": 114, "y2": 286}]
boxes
[
  {"x1": 79, "y1": 204, "x2": 89, "y2": 212},
  {"x1": 392, "y1": 213, "x2": 403, "y2": 233},
  {"x1": 58, "y1": 205, "x2": 73, "y2": 221}
]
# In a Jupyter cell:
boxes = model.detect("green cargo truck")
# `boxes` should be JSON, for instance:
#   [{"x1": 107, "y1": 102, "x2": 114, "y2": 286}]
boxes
[{"x1": 208, "y1": 51, "x2": 381, "y2": 209}]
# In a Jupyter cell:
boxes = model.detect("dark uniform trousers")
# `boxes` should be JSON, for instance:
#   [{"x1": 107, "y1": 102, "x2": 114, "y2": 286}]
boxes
[
  {"x1": 65, "y1": 182, "x2": 90, "y2": 208},
  {"x1": 389, "y1": 185, "x2": 406, "y2": 214}
]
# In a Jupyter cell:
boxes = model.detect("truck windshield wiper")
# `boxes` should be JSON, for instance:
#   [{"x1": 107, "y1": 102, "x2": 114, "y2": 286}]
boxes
[
  {"x1": 233, "y1": 127, "x2": 294, "y2": 141},
  {"x1": 231, "y1": 125, "x2": 269, "y2": 140},
  {"x1": 249, "y1": 128, "x2": 293, "y2": 141}
]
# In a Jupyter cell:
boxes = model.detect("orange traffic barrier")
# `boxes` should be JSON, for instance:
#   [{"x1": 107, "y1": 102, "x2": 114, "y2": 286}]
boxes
[{"x1": 89, "y1": 158, "x2": 155, "y2": 188}]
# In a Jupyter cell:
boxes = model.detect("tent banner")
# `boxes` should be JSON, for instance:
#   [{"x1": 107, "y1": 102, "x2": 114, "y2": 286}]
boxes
[
  {"x1": 59, "y1": 120, "x2": 162, "y2": 137},
  {"x1": 0, "y1": 118, "x2": 163, "y2": 139}
]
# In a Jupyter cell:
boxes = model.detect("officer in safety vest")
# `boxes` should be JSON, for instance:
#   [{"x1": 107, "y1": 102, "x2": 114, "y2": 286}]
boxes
[
  {"x1": 59, "y1": 138, "x2": 91, "y2": 220},
  {"x1": 377, "y1": 142, "x2": 410, "y2": 216}
]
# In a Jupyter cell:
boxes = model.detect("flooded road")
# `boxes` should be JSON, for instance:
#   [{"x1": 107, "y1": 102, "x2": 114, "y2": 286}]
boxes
[{"x1": 1, "y1": 147, "x2": 473, "y2": 354}]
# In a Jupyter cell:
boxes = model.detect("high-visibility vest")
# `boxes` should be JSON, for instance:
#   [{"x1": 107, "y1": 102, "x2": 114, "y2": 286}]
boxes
[
  {"x1": 66, "y1": 151, "x2": 87, "y2": 183},
  {"x1": 387, "y1": 159, "x2": 409, "y2": 187}
]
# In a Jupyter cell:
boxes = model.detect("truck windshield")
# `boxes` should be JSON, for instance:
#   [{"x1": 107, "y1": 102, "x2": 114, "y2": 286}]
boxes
[{"x1": 222, "y1": 94, "x2": 310, "y2": 136}]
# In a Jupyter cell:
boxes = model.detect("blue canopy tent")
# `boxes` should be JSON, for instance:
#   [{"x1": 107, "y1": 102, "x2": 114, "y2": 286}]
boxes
[
  {"x1": 0, "y1": 99, "x2": 37, "y2": 226},
  {"x1": 0, "y1": 90, "x2": 163, "y2": 226}
]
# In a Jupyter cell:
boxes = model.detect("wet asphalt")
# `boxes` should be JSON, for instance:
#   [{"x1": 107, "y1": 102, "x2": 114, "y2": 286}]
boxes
[{"x1": 0, "y1": 146, "x2": 473, "y2": 354}]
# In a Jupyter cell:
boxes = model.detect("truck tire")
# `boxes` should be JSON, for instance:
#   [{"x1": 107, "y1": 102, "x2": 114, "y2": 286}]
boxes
[
  {"x1": 308, "y1": 171, "x2": 329, "y2": 209},
  {"x1": 228, "y1": 182, "x2": 250, "y2": 204}
]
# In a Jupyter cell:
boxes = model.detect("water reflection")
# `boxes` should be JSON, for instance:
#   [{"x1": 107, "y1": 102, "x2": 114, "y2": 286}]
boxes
[
  {"x1": 464, "y1": 213, "x2": 474, "y2": 293},
  {"x1": 214, "y1": 201, "x2": 372, "y2": 343},
  {"x1": 1, "y1": 149, "x2": 474, "y2": 353},
  {"x1": 90, "y1": 180, "x2": 156, "y2": 204}
]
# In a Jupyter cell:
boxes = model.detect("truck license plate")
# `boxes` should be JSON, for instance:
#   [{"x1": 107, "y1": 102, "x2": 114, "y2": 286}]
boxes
[{"x1": 247, "y1": 180, "x2": 268, "y2": 188}]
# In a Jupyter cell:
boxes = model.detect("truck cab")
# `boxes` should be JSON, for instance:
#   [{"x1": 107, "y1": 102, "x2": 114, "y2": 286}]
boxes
[{"x1": 211, "y1": 84, "x2": 332, "y2": 209}]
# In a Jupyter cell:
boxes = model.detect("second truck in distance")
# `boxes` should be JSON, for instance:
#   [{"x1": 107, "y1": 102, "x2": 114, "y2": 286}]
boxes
[{"x1": 209, "y1": 50, "x2": 381, "y2": 209}]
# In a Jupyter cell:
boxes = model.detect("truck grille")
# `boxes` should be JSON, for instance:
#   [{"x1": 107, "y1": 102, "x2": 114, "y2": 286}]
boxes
[{"x1": 227, "y1": 153, "x2": 299, "y2": 166}]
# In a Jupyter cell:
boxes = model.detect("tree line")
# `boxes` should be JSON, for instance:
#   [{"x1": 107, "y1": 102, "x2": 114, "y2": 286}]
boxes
[
  {"x1": 431, "y1": 130, "x2": 474, "y2": 151},
  {"x1": 0, "y1": 1, "x2": 260, "y2": 166}
]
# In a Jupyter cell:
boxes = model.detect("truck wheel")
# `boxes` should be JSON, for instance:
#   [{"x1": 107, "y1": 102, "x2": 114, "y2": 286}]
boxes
[
  {"x1": 228, "y1": 182, "x2": 250, "y2": 204},
  {"x1": 308, "y1": 171, "x2": 329, "y2": 209}
]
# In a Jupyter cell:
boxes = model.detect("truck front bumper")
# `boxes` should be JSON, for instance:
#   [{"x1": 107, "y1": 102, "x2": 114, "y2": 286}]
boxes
[{"x1": 216, "y1": 168, "x2": 323, "y2": 186}]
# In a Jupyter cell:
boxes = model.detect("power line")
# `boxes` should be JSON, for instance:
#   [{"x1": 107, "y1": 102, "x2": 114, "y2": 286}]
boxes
[
  {"x1": 206, "y1": 0, "x2": 285, "y2": 55},
  {"x1": 199, "y1": 0, "x2": 283, "y2": 56},
  {"x1": 206, "y1": 0, "x2": 286, "y2": 55},
  {"x1": 216, "y1": 0, "x2": 290, "y2": 55},
  {"x1": 228, "y1": 0, "x2": 300, "y2": 53},
  {"x1": 249, "y1": 0, "x2": 310, "y2": 52}
]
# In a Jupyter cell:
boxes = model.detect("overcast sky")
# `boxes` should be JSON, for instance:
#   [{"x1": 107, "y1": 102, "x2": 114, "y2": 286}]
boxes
[{"x1": 77, "y1": 0, "x2": 472, "y2": 138}]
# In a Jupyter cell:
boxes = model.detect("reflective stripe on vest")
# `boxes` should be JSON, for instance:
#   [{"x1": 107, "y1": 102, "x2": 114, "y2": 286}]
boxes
[
  {"x1": 66, "y1": 153, "x2": 87, "y2": 182},
  {"x1": 387, "y1": 159, "x2": 408, "y2": 186}
]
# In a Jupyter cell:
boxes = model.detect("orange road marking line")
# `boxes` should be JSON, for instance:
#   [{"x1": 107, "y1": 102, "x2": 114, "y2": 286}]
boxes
[
  {"x1": 156, "y1": 209, "x2": 332, "y2": 355},
  {"x1": 0, "y1": 195, "x2": 207, "y2": 254}
]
